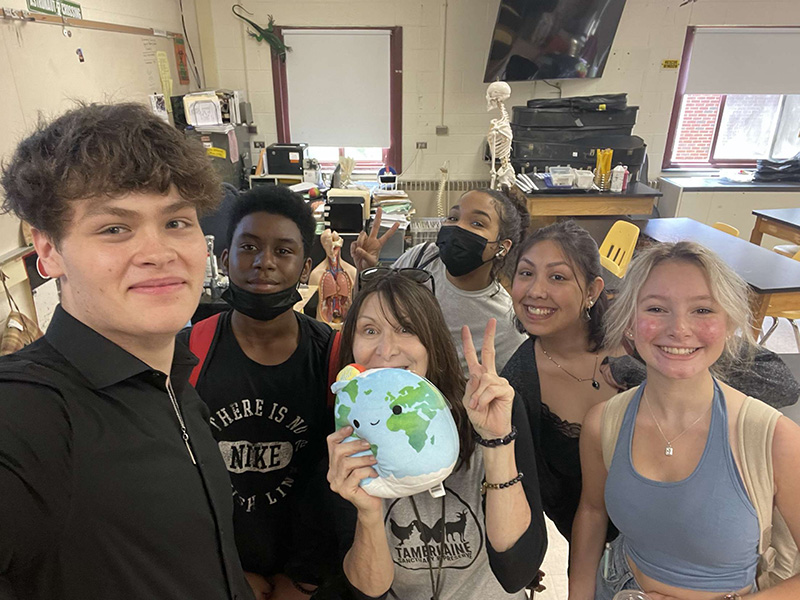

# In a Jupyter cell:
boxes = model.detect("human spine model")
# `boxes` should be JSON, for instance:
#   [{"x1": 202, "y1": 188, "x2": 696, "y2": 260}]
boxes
[
  {"x1": 486, "y1": 81, "x2": 515, "y2": 190},
  {"x1": 309, "y1": 230, "x2": 355, "y2": 329}
]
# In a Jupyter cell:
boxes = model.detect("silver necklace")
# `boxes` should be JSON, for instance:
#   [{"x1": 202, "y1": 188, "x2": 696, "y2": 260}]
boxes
[
  {"x1": 643, "y1": 392, "x2": 712, "y2": 457},
  {"x1": 539, "y1": 342, "x2": 601, "y2": 390}
]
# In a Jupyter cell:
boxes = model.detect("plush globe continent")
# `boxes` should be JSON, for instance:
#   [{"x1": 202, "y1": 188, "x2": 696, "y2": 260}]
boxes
[{"x1": 332, "y1": 367, "x2": 460, "y2": 498}]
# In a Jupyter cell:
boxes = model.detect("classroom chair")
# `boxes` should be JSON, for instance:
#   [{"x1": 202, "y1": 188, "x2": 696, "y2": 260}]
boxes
[
  {"x1": 712, "y1": 222, "x2": 740, "y2": 237},
  {"x1": 773, "y1": 244, "x2": 799, "y2": 258},
  {"x1": 598, "y1": 220, "x2": 640, "y2": 279},
  {"x1": 759, "y1": 249, "x2": 800, "y2": 352}
]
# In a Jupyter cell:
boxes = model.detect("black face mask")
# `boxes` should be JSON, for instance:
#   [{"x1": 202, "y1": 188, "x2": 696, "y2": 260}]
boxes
[
  {"x1": 222, "y1": 280, "x2": 301, "y2": 322},
  {"x1": 436, "y1": 225, "x2": 497, "y2": 277}
]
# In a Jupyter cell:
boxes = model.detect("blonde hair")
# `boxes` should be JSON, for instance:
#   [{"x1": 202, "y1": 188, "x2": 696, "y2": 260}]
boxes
[{"x1": 604, "y1": 241, "x2": 756, "y2": 368}]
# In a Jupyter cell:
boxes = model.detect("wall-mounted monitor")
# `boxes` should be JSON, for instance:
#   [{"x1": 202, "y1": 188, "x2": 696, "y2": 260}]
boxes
[{"x1": 484, "y1": 0, "x2": 627, "y2": 82}]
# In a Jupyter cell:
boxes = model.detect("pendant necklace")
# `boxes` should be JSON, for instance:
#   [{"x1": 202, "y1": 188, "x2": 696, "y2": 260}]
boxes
[
  {"x1": 409, "y1": 495, "x2": 446, "y2": 600},
  {"x1": 539, "y1": 342, "x2": 601, "y2": 390},
  {"x1": 643, "y1": 391, "x2": 712, "y2": 457}
]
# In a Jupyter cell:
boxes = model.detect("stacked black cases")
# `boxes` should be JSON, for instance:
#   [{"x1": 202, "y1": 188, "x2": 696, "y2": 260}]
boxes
[
  {"x1": 509, "y1": 94, "x2": 646, "y2": 179},
  {"x1": 512, "y1": 134, "x2": 647, "y2": 179}
]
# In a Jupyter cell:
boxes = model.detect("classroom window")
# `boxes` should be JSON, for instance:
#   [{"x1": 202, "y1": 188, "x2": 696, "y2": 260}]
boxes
[
  {"x1": 670, "y1": 94, "x2": 800, "y2": 165},
  {"x1": 271, "y1": 27, "x2": 402, "y2": 173},
  {"x1": 306, "y1": 146, "x2": 388, "y2": 172},
  {"x1": 664, "y1": 26, "x2": 800, "y2": 169}
]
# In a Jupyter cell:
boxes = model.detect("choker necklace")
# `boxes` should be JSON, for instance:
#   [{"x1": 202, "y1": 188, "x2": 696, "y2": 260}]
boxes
[
  {"x1": 539, "y1": 342, "x2": 601, "y2": 390},
  {"x1": 643, "y1": 391, "x2": 712, "y2": 457}
]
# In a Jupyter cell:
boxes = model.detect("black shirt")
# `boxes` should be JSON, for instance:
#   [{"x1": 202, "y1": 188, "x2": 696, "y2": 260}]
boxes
[
  {"x1": 502, "y1": 337, "x2": 617, "y2": 544},
  {"x1": 183, "y1": 311, "x2": 335, "y2": 582},
  {"x1": 0, "y1": 306, "x2": 253, "y2": 600}
]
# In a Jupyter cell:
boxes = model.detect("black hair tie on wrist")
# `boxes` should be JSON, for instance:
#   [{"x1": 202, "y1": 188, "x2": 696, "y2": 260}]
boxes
[{"x1": 474, "y1": 426, "x2": 517, "y2": 447}]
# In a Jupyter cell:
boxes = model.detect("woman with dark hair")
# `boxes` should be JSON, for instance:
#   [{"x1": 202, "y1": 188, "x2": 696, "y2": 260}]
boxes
[
  {"x1": 501, "y1": 220, "x2": 625, "y2": 545},
  {"x1": 351, "y1": 186, "x2": 530, "y2": 375},
  {"x1": 327, "y1": 271, "x2": 547, "y2": 600}
]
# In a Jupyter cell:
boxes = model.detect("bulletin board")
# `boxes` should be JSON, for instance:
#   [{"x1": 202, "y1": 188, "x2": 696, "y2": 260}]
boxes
[{"x1": 0, "y1": 15, "x2": 194, "y2": 257}]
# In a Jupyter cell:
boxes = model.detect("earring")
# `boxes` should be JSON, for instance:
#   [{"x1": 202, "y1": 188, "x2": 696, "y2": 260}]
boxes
[
  {"x1": 584, "y1": 298, "x2": 594, "y2": 321},
  {"x1": 625, "y1": 331, "x2": 634, "y2": 339},
  {"x1": 35, "y1": 255, "x2": 50, "y2": 279}
]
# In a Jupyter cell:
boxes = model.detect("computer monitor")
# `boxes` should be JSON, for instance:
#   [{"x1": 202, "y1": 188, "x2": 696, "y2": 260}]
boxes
[{"x1": 326, "y1": 196, "x2": 364, "y2": 233}]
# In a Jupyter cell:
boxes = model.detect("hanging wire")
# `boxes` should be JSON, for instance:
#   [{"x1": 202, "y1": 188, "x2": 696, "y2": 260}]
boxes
[
  {"x1": 179, "y1": 0, "x2": 203, "y2": 89},
  {"x1": 542, "y1": 79, "x2": 562, "y2": 98}
]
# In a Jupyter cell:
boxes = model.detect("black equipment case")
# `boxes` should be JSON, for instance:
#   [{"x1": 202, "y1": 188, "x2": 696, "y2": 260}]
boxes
[
  {"x1": 511, "y1": 135, "x2": 647, "y2": 179},
  {"x1": 511, "y1": 105, "x2": 639, "y2": 130}
]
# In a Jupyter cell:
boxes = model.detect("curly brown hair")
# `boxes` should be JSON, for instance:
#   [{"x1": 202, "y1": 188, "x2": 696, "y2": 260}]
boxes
[
  {"x1": 468, "y1": 185, "x2": 530, "y2": 279},
  {"x1": 1, "y1": 102, "x2": 221, "y2": 245},
  {"x1": 338, "y1": 273, "x2": 475, "y2": 469}
]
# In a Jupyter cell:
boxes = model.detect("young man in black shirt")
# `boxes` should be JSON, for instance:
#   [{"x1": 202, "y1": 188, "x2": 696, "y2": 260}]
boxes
[
  {"x1": 182, "y1": 186, "x2": 338, "y2": 599},
  {"x1": 0, "y1": 103, "x2": 253, "y2": 600}
]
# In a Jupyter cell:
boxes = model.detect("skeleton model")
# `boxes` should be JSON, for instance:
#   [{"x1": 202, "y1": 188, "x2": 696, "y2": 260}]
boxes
[
  {"x1": 486, "y1": 81, "x2": 515, "y2": 190},
  {"x1": 309, "y1": 230, "x2": 356, "y2": 329}
]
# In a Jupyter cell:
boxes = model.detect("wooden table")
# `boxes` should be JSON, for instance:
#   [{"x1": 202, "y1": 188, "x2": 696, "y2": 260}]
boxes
[
  {"x1": 640, "y1": 218, "x2": 800, "y2": 338},
  {"x1": 526, "y1": 181, "x2": 661, "y2": 220},
  {"x1": 750, "y1": 208, "x2": 800, "y2": 247}
]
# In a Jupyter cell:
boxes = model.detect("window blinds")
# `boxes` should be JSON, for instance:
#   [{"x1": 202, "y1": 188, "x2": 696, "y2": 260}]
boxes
[
  {"x1": 685, "y1": 27, "x2": 800, "y2": 95},
  {"x1": 283, "y1": 29, "x2": 391, "y2": 147}
]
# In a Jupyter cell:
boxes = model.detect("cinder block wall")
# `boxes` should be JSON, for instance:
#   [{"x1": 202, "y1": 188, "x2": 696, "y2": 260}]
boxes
[{"x1": 199, "y1": 0, "x2": 800, "y2": 187}]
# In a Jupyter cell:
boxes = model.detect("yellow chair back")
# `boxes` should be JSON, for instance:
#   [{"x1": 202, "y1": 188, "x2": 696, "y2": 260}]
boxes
[
  {"x1": 773, "y1": 244, "x2": 799, "y2": 258},
  {"x1": 712, "y1": 222, "x2": 740, "y2": 237},
  {"x1": 598, "y1": 221, "x2": 640, "y2": 278}
]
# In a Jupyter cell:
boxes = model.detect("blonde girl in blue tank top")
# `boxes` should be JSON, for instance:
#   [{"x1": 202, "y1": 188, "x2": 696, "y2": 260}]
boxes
[{"x1": 569, "y1": 242, "x2": 800, "y2": 600}]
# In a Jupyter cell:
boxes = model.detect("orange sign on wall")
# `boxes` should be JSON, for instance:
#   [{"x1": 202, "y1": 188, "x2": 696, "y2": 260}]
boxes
[{"x1": 173, "y1": 36, "x2": 190, "y2": 85}]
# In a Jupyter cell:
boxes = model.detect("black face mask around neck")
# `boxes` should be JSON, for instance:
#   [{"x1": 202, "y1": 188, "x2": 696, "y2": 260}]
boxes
[
  {"x1": 221, "y1": 280, "x2": 302, "y2": 322},
  {"x1": 435, "y1": 225, "x2": 497, "y2": 277}
]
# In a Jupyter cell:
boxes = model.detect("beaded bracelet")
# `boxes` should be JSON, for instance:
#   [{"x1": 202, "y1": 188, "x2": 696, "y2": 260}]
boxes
[
  {"x1": 481, "y1": 472, "x2": 524, "y2": 495},
  {"x1": 474, "y1": 426, "x2": 517, "y2": 447}
]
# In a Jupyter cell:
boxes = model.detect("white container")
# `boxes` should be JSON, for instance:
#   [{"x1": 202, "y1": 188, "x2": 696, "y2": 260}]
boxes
[
  {"x1": 610, "y1": 165, "x2": 629, "y2": 192},
  {"x1": 575, "y1": 169, "x2": 595, "y2": 190},
  {"x1": 549, "y1": 166, "x2": 575, "y2": 187}
]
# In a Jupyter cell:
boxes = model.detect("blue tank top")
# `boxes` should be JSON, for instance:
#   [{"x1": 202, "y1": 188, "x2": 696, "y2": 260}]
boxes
[{"x1": 605, "y1": 381, "x2": 759, "y2": 591}]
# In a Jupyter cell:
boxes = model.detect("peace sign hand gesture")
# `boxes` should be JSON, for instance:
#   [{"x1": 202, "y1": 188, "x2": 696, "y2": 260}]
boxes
[
  {"x1": 350, "y1": 207, "x2": 401, "y2": 272},
  {"x1": 461, "y1": 319, "x2": 515, "y2": 440}
]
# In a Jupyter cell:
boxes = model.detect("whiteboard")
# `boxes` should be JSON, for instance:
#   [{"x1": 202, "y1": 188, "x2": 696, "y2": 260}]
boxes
[{"x1": 0, "y1": 19, "x2": 193, "y2": 256}]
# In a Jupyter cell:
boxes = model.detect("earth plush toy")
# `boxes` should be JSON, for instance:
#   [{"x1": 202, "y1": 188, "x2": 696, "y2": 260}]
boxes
[{"x1": 332, "y1": 365, "x2": 460, "y2": 498}]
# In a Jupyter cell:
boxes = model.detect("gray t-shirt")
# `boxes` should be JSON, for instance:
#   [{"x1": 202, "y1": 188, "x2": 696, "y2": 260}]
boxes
[
  {"x1": 393, "y1": 243, "x2": 527, "y2": 376},
  {"x1": 381, "y1": 450, "x2": 526, "y2": 600}
]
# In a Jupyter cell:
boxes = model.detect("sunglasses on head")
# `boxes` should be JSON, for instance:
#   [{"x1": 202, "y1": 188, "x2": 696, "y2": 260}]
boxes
[{"x1": 358, "y1": 267, "x2": 436, "y2": 295}]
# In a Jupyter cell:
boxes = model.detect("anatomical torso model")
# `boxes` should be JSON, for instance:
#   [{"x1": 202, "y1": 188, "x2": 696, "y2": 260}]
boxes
[{"x1": 309, "y1": 230, "x2": 356, "y2": 329}]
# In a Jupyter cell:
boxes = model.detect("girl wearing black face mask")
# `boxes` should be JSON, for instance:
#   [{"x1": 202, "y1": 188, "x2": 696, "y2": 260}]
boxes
[{"x1": 352, "y1": 186, "x2": 530, "y2": 376}]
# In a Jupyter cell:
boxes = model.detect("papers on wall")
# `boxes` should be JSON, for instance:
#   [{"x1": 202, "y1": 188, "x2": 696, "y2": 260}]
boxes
[
  {"x1": 148, "y1": 93, "x2": 169, "y2": 123},
  {"x1": 156, "y1": 51, "x2": 173, "y2": 105}
]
